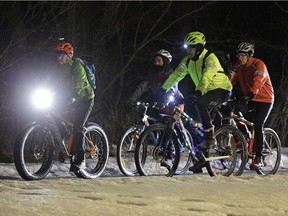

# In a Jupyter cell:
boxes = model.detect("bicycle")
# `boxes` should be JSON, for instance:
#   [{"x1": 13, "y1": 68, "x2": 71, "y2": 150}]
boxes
[
  {"x1": 117, "y1": 100, "x2": 189, "y2": 176},
  {"x1": 116, "y1": 102, "x2": 158, "y2": 176},
  {"x1": 134, "y1": 98, "x2": 247, "y2": 177},
  {"x1": 211, "y1": 98, "x2": 281, "y2": 175},
  {"x1": 14, "y1": 89, "x2": 109, "y2": 180}
]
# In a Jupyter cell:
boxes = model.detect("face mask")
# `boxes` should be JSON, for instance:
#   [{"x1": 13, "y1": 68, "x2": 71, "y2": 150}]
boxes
[{"x1": 153, "y1": 65, "x2": 164, "y2": 73}]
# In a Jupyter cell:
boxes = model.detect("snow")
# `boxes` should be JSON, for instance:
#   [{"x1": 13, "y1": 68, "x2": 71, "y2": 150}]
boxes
[{"x1": 1, "y1": 153, "x2": 288, "y2": 216}]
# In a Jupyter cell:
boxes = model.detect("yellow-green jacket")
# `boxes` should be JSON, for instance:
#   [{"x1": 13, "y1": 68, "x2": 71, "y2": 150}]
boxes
[
  {"x1": 162, "y1": 49, "x2": 232, "y2": 94},
  {"x1": 60, "y1": 59, "x2": 95, "y2": 100}
]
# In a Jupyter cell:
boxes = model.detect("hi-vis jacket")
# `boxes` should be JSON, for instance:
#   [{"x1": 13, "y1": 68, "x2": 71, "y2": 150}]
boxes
[
  {"x1": 231, "y1": 57, "x2": 274, "y2": 103},
  {"x1": 162, "y1": 49, "x2": 232, "y2": 94},
  {"x1": 59, "y1": 59, "x2": 95, "y2": 100}
]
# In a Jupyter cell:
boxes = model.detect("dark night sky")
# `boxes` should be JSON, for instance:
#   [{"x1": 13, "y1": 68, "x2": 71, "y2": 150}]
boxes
[{"x1": 1, "y1": 1, "x2": 288, "y2": 153}]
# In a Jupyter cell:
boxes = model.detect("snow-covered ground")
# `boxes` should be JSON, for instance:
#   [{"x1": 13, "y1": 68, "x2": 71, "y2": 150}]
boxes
[{"x1": 1, "y1": 152, "x2": 288, "y2": 216}]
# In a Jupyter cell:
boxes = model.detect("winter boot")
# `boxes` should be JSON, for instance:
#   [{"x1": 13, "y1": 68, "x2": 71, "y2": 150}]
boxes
[
  {"x1": 198, "y1": 126, "x2": 216, "y2": 150},
  {"x1": 250, "y1": 156, "x2": 264, "y2": 170},
  {"x1": 161, "y1": 158, "x2": 173, "y2": 169},
  {"x1": 189, "y1": 160, "x2": 205, "y2": 173},
  {"x1": 70, "y1": 150, "x2": 86, "y2": 172}
]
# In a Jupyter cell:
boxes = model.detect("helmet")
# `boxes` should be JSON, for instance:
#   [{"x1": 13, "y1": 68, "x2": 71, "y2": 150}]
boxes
[
  {"x1": 184, "y1": 31, "x2": 206, "y2": 46},
  {"x1": 54, "y1": 42, "x2": 74, "y2": 57},
  {"x1": 155, "y1": 49, "x2": 172, "y2": 62},
  {"x1": 237, "y1": 42, "x2": 254, "y2": 57}
]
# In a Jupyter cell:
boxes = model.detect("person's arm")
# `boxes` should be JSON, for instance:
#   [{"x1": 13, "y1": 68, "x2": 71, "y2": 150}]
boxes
[
  {"x1": 196, "y1": 53, "x2": 219, "y2": 93},
  {"x1": 162, "y1": 57, "x2": 189, "y2": 92},
  {"x1": 249, "y1": 59, "x2": 268, "y2": 96},
  {"x1": 129, "y1": 81, "x2": 149, "y2": 104}
]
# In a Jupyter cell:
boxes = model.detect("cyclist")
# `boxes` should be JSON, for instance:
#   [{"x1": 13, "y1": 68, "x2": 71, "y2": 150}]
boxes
[
  {"x1": 129, "y1": 49, "x2": 184, "y2": 168},
  {"x1": 54, "y1": 41, "x2": 95, "y2": 172},
  {"x1": 130, "y1": 49, "x2": 184, "y2": 106},
  {"x1": 157, "y1": 31, "x2": 232, "y2": 172},
  {"x1": 231, "y1": 42, "x2": 274, "y2": 170}
]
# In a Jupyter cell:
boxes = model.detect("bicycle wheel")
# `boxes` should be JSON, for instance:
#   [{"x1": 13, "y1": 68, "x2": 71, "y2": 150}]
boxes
[
  {"x1": 75, "y1": 123, "x2": 109, "y2": 179},
  {"x1": 174, "y1": 125, "x2": 193, "y2": 175},
  {"x1": 14, "y1": 122, "x2": 54, "y2": 180},
  {"x1": 117, "y1": 125, "x2": 145, "y2": 176},
  {"x1": 206, "y1": 125, "x2": 247, "y2": 176},
  {"x1": 135, "y1": 123, "x2": 180, "y2": 177},
  {"x1": 259, "y1": 128, "x2": 281, "y2": 175}
]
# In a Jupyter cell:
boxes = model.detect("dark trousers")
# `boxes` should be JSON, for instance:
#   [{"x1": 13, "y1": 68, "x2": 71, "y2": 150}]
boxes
[
  {"x1": 246, "y1": 101, "x2": 273, "y2": 157},
  {"x1": 71, "y1": 98, "x2": 94, "y2": 162},
  {"x1": 196, "y1": 89, "x2": 231, "y2": 130}
]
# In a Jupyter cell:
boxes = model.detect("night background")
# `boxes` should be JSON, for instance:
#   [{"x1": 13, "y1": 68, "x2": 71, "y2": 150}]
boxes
[{"x1": 0, "y1": 1, "x2": 288, "y2": 162}]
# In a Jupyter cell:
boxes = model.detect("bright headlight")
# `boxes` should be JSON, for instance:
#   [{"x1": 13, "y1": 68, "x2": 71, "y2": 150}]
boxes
[
  {"x1": 32, "y1": 89, "x2": 53, "y2": 109},
  {"x1": 168, "y1": 95, "x2": 175, "y2": 102}
]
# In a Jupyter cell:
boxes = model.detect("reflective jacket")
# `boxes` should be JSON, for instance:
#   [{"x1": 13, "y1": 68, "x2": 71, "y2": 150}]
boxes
[
  {"x1": 59, "y1": 59, "x2": 95, "y2": 100},
  {"x1": 162, "y1": 49, "x2": 232, "y2": 94},
  {"x1": 231, "y1": 57, "x2": 274, "y2": 103}
]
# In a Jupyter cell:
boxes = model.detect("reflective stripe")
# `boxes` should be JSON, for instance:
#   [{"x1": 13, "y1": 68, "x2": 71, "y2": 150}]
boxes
[{"x1": 254, "y1": 70, "x2": 266, "y2": 77}]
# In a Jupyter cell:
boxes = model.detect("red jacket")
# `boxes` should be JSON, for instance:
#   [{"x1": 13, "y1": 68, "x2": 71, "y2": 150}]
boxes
[{"x1": 231, "y1": 57, "x2": 274, "y2": 103}]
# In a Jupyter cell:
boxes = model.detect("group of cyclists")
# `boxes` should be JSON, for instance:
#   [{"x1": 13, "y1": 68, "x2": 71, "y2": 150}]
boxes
[{"x1": 54, "y1": 31, "x2": 274, "y2": 174}]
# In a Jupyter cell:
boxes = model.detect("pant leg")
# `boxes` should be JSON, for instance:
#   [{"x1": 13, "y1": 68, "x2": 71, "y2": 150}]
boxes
[
  {"x1": 71, "y1": 98, "x2": 94, "y2": 161},
  {"x1": 250, "y1": 102, "x2": 273, "y2": 157},
  {"x1": 196, "y1": 89, "x2": 231, "y2": 130}
]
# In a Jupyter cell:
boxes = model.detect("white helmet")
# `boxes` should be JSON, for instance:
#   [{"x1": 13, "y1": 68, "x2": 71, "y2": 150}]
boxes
[
  {"x1": 155, "y1": 49, "x2": 172, "y2": 62},
  {"x1": 237, "y1": 42, "x2": 255, "y2": 57}
]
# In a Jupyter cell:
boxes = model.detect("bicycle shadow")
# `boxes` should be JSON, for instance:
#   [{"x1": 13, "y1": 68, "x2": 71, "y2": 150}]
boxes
[{"x1": 0, "y1": 176, "x2": 20, "y2": 180}]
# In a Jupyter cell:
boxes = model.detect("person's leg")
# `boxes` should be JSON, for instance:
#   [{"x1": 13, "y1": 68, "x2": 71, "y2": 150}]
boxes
[
  {"x1": 250, "y1": 102, "x2": 273, "y2": 169},
  {"x1": 196, "y1": 89, "x2": 231, "y2": 149},
  {"x1": 189, "y1": 89, "x2": 231, "y2": 173},
  {"x1": 70, "y1": 98, "x2": 94, "y2": 171}
]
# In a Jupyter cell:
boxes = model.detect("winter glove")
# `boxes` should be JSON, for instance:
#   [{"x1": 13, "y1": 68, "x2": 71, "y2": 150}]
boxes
[
  {"x1": 239, "y1": 92, "x2": 255, "y2": 105},
  {"x1": 186, "y1": 90, "x2": 202, "y2": 104},
  {"x1": 154, "y1": 88, "x2": 167, "y2": 101}
]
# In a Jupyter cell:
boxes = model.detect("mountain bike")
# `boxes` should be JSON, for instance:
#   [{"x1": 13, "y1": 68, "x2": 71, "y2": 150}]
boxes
[
  {"x1": 14, "y1": 89, "x2": 109, "y2": 180},
  {"x1": 211, "y1": 98, "x2": 281, "y2": 175},
  {"x1": 134, "y1": 99, "x2": 247, "y2": 177},
  {"x1": 116, "y1": 102, "x2": 158, "y2": 176},
  {"x1": 117, "y1": 100, "x2": 188, "y2": 176}
]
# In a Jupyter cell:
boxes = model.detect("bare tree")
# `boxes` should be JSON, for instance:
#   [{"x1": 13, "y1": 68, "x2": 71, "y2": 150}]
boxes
[{"x1": 1, "y1": 1, "x2": 288, "y2": 162}]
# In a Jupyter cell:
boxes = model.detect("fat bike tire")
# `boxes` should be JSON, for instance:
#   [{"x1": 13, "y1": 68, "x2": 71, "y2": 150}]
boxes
[
  {"x1": 75, "y1": 123, "x2": 109, "y2": 179},
  {"x1": 14, "y1": 122, "x2": 54, "y2": 181}
]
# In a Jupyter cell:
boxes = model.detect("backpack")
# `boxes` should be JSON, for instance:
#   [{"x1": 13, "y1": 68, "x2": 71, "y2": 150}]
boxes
[
  {"x1": 186, "y1": 50, "x2": 232, "y2": 76},
  {"x1": 75, "y1": 58, "x2": 97, "y2": 90}
]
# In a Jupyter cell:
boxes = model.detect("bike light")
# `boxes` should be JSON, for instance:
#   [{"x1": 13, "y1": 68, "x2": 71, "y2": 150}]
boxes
[
  {"x1": 32, "y1": 89, "x2": 53, "y2": 108},
  {"x1": 168, "y1": 95, "x2": 175, "y2": 102}
]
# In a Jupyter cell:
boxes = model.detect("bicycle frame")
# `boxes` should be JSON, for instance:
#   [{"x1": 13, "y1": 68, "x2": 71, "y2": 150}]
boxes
[
  {"x1": 168, "y1": 105, "x2": 233, "y2": 163},
  {"x1": 211, "y1": 101, "x2": 255, "y2": 154},
  {"x1": 46, "y1": 111, "x2": 97, "y2": 160}
]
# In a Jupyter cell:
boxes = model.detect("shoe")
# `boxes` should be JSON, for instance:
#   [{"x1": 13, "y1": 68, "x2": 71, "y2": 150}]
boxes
[
  {"x1": 70, "y1": 160, "x2": 86, "y2": 172},
  {"x1": 161, "y1": 159, "x2": 173, "y2": 168},
  {"x1": 250, "y1": 157, "x2": 263, "y2": 170},
  {"x1": 189, "y1": 161, "x2": 205, "y2": 173}
]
